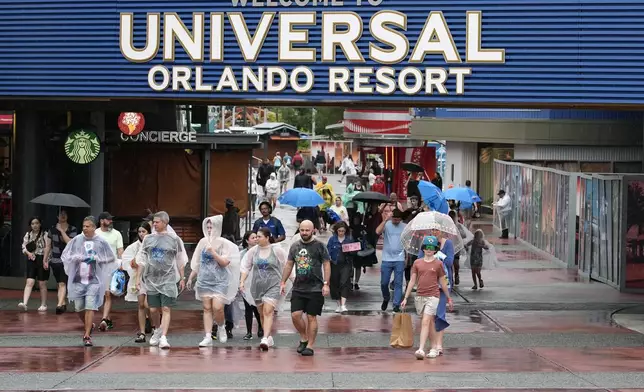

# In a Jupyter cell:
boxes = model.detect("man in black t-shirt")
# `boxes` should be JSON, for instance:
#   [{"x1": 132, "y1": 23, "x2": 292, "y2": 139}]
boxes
[{"x1": 281, "y1": 220, "x2": 330, "y2": 357}]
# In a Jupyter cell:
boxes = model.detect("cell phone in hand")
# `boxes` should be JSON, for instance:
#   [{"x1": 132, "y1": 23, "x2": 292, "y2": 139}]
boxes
[{"x1": 435, "y1": 251, "x2": 447, "y2": 261}]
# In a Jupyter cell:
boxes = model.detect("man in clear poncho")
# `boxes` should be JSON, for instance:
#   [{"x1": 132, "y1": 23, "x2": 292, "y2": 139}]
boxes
[
  {"x1": 61, "y1": 216, "x2": 118, "y2": 347},
  {"x1": 186, "y1": 215, "x2": 241, "y2": 347},
  {"x1": 136, "y1": 211, "x2": 188, "y2": 349}
]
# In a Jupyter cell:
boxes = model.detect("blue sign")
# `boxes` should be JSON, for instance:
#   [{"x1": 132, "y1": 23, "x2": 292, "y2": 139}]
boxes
[{"x1": 0, "y1": 1, "x2": 642, "y2": 106}]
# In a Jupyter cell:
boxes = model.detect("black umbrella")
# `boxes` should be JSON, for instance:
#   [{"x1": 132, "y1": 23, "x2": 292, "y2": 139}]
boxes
[
  {"x1": 352, "y1": 191, "x2": 390, "y2": 203},
  {"x1": 30, "y1": 193, "x2": 91, "y2": 208},
  {"x1": 401, "y1": 162, "x2": 424, "y2": 172}
]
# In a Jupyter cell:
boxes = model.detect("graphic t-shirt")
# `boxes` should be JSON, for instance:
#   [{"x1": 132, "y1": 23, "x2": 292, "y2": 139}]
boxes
[
  {"x1": 75, "y1": 240, "x2": 98, "y2": 286},
  {"x1": 288, "y1": 239, "x2": 330, "y2": 293}
]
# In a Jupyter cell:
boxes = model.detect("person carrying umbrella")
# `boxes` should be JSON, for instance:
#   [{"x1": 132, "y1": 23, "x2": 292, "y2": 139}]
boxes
[{"x1": 48, "y1": 210, "x2": 78, "y2": 314}]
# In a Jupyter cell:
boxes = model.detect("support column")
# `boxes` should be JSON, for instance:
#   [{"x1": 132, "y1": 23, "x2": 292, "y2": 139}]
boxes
[
  {"x1": 90, "y1": 111, "x2": 105, "y2": 217},
  {"x1": 202, "y1": 147, "x2": 211, "y2": 220},
  {"x1": 11, "y1": 110, "x2": 43, "y2": 276}
]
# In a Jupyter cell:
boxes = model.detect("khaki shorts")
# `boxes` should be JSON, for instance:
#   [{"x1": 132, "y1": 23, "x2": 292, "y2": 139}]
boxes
[{"x1": 414, "y1": 295, "x2": 439, "y2": 316}]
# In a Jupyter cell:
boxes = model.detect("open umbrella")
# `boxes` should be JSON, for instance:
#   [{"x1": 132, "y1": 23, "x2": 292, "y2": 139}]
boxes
[
  {"x1": 401, "y1": 162, "x2": 424, "y2": 172},
  {"x1": 352, "y1": 191, "x2": 390, "y2": 204},
  {"x1": 418, "y1": 181, "x2": 449, "y2": 214},
  {"x1": 400, "y1": 211, "x2": 464, "y2": 254},
  {"x1": 443, "y1": 187, "x2": 482, "y2": 204},
  {"x1": 278, "y1": 188, "x2": 324, "y2": 208},
  {"x1": 30, "y1": 193, "x2": 90, "y2": 208}
]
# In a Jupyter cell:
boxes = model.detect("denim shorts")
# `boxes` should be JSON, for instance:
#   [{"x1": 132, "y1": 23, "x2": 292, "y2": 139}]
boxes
[{"x1": 74, "y1": 296, "x2": 99, "y2": 312}]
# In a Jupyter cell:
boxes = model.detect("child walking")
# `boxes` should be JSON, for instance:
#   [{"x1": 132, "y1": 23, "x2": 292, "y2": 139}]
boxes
[
  {"x1": 467, "y1": 229, "x2": 489, "y2": 290},
  {"x1": 401, "y1": 236, "x2": 453, "y2": 360}
]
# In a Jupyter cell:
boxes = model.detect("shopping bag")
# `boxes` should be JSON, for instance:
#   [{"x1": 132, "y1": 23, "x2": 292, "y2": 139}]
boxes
[
  {"x1": 109, "y1": 270, "x2": 126, "y2": 297},
  {"x1": 390, "y1": 312, "x2": 414, "y2": 348}
]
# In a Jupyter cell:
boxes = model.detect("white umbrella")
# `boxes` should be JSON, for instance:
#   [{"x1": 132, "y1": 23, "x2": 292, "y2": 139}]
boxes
[{"x1": 400, "y1": 211, "x2": 464, "y2": 254}]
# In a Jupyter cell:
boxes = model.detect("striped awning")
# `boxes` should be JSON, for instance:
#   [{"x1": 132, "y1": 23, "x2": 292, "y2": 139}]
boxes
[{"x1": 343, "y1": 109, "x2": 411, "y2": 135}]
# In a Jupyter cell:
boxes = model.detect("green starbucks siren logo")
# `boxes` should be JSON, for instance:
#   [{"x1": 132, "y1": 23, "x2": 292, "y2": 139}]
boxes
[{"x1": 64, "y1": 130, "x2": 101, "y2": 164}]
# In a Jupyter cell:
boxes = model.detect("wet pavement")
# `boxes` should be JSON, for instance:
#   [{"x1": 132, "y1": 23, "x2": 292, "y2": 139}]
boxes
[{"x1": 1, "y1": 177, "x2": 644, "y2": 390}]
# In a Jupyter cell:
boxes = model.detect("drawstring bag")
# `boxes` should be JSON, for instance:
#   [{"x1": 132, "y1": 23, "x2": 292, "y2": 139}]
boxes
[{"x1": 110, "y1": 270, "x2": 126, "y2": 297}]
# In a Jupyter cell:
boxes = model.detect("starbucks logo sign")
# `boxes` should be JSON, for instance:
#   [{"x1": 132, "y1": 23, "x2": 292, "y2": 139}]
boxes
[{"x1": 64, "y1": 130, "x2": 101, "y2": 164}]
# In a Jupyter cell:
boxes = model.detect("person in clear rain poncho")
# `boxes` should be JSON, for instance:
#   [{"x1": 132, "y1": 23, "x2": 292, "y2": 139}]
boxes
[
  {"x1": 186, "y1": 215, "x2": 241, "y2": 347},
  {"x1": 240, "y1": 227, "x2": 294, "y2": 351},
  {"x1": 61, "y1": 216, "x2": 118, "y2": 347},
  {"x1": 121, "y1": 221, "x2": 154, "y2": 343},
  {"x1": 136, "y1": 211, "x2": 188, "y2": 349}
]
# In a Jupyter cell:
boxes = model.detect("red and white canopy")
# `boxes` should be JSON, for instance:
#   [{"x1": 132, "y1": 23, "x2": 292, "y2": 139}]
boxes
[{"x1": 343, "y1": 109, "x2": 411, "y2": 135}]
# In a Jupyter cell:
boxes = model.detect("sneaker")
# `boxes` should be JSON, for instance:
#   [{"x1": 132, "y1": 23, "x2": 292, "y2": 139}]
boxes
[
  {"x1": 472, "y1": 286, "x2": 478, "y2": 290},
  {"x1": 335, "y1": 306, "x2": 342, "y2": 313},
  {"x1": 436, "y1": 347, "x2": 444, "y2": 356},
  {"x1": 217, "y1": 326, "x2": 228, "y2": 343},
  {"x1": 55, "y1": 306, "x2": 64, "y2": 315},
  {"x1": 259, "y1": 337, "x2": 269, "y2": 351},
  {"x1": 243, "y1": 333, "x2": 253, "y2": 341},
  {"x1": 479, "y1": 280, "x2": 484, "y2": 288},
  {"x1": 17, "y1": 302, "x2": 27, "y2": 311},
  {"x1": 199, "y1": 336, "x2": 213, "y2": 347},
  {"x1": 145, "y1": 318, "x2": 153, "y2": 334},
  {"x1": 427, "y1": 349, "x2": 439, "y2": 358},
  {"x1": 37, "y1": 305, "x2": 47, "y2": 312},
  {"x1": 297, "y1": 340, "x2": 308, "y2": 354},
  {"x1": 354, "y1": 283, "x2": 360, "y2": 291},
  {"x1": 340, "y1": 305, "x2": 348, "y2": 313},
  {"x1": 149, "y1": 329, "x2": 163, "y2": 346},
  {"x1": 267, "y1": 336, "x2": 274, "y2": 348},
  {"x1": 83, "y1": 336, "x2": 93, "y2": 347},
  {"x1": 300, "y1": 347, "x2": 314, "y2": 356},
  {"x1": 99, "y1": 319, "x2": 108, "y2": 332},
  {"x1": 106, "y1": 319, "x2": 114, "y2": 330},
  {"x1": 381, "y1": 300, "x2": 388, "y2": 311},
  {"x1": 393, "y1": 306, "x2": 401, "y2": 313},
  {"x1": 226, "y1": 328, "x2": 233, "y2": 340},
  {"x1": 159, "y1": 336, "x2": 170, "y2": 349},
  {"x1": 414, "y1": 349, "x2": 425, "y2": 360},
  {"x1": 134, "y1": 332, "x2": 146, "y2": 343}
]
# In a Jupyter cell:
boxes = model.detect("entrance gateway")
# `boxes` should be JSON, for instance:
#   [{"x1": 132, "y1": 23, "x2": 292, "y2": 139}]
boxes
[{"x1": 0, "y1": 1, "x2": 643, "y2": 285}]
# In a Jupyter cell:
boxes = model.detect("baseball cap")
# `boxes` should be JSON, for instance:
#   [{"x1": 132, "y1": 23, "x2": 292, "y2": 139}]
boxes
[
  {"x1": 98, "y1": 211, "x2": 114, "y2": 221},
  {"x1": 497, "y1": 190, "x2": 506, "y2": 196},
  {"x1": 225, "y1": 198, "x2": 235, "y2": 206},
  {"x1": 422, "y1": 235, "x2": 439, "y2": 250}
]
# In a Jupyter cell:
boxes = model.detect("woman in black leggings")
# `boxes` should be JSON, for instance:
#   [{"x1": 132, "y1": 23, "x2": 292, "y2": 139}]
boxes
[{"x1": 240, "y1": 231, "x2": 264, "y2": 340}]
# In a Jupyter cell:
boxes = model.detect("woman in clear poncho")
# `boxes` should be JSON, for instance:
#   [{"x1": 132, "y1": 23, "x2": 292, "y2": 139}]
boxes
[
  {"x1": 240, "y1": 227, "x2": 293, "y2": 351},
  {"x1": 186, "y1": 215, "x2": 241, "y2": 347},
  {"x1": 61, "y1": 216, "x2": 118, "y2": 347},
  {"x1": 121, "y1": 221, "x2": 153, "y2": 343}
]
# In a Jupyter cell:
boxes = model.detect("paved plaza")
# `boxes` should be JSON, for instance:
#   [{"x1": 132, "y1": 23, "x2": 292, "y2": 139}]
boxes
[{"x1": 1, "y1": 178, "x2": 644, "y2": 391}]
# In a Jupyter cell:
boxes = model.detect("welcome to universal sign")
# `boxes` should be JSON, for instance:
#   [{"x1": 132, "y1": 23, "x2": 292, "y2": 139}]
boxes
[{"x1": 119, "y1": 0, "x2": 506, "y2": 96}]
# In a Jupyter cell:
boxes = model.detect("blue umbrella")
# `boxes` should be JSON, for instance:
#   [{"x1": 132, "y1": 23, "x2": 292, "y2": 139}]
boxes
[
  {"x1": 443, "y1": 187, "x2": 482, "y2": 205},
  {"x1": 418, "y1": 181, "x2": 449, "y2": 214},
  {"x1": 278, "y1": 188, "x2": 324, "y2": 207}
]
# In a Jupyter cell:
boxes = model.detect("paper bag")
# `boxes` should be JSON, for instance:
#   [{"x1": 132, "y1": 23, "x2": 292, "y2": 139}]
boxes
[{"x1": 390, "y1": 312, "x2": 414, "y2": 348}]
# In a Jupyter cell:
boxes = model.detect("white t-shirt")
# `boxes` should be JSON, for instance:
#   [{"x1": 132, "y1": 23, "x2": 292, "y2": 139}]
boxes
[{"x1": 369, "y1": 173, "x2": 376, "y2": 186}]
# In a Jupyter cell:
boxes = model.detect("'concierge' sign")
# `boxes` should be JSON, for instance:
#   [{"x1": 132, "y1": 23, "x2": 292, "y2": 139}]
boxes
[
  {"x1": 120, "y1": 131, "x2": 198, "y2": 143},
  {"x1": 118, "y1": 1, "x2": 505, "y2": 96}
]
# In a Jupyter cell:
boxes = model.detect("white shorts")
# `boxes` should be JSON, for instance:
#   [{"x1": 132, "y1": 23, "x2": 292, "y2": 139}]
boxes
[
  {"x1": 267, "y1": 193, "x2": 278, "y2": 200},
  {"x1": 414, "y1": 295, "x2": 439, "y2": 316}
]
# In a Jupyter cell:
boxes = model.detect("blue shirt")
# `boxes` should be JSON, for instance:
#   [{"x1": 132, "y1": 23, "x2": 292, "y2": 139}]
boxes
[
  {"x1": 382, "y1": 221, "x2": 406, "y2": 261},
  {"x1": 252, "y1": 216, "x2": 286, "y2": 239}
]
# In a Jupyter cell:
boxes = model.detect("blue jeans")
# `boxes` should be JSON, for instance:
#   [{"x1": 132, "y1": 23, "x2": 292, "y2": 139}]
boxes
[{"x1": 381, "y1": 260, "x2": 405, "y2": 307}]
